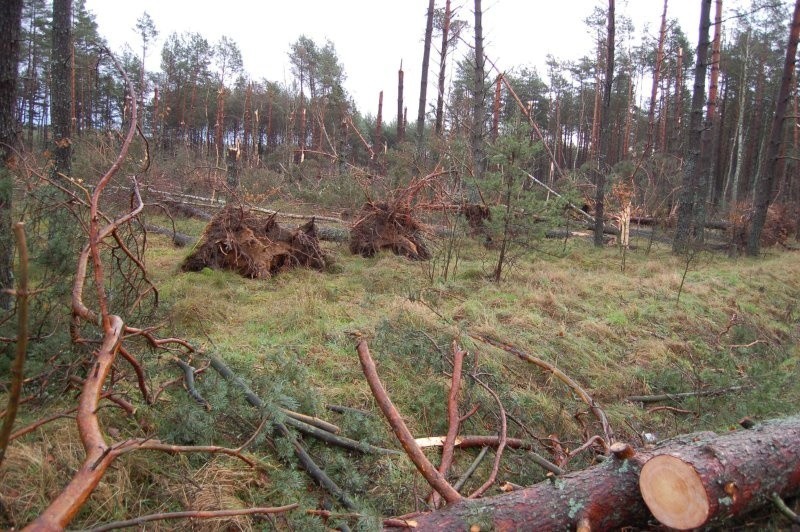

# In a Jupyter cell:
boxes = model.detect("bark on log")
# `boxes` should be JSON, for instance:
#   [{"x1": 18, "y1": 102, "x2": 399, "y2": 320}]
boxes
[
  {"x1": 403, "y1": 447, "x2": 651, "y2": 531},
  {"x1": 403, "y1": 416, "x2": 800, "y2": 531},
  {"x1": 639, "y1": 415, "x2": 800, "y2": 530}
]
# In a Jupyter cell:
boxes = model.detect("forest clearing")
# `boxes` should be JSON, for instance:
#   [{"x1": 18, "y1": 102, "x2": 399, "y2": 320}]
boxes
[{"x1": 1, "y1": 0, "x2": 800, "y2": 530}]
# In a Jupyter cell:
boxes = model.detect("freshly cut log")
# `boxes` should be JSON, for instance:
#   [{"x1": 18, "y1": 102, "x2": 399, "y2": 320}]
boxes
[
  {"x1": 639, "y1": 415, "x2": 800, "y2": 530},
  {"x1": 402, "y1": 416, "x2": 800, "y2": 531}
]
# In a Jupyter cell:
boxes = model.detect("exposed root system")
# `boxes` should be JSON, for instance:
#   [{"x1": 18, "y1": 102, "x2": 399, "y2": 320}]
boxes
[{"x1": 182, "y1": 205, "x2": 328, "y2": 278}]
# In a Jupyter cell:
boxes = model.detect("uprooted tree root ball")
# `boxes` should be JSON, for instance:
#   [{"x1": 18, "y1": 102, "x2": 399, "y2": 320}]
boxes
[
  {"x1": 182, "y1": 205, "x2": 329, "y2": 278},
  {"x1": 349, "y1": 201, "x2": 431, "y2": 260}
]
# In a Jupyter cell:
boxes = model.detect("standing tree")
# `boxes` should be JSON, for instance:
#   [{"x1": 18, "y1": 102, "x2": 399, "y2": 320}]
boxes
[
  {"x1": 594, "y1": 0, "x2": 615, "y2": 247},
  {"x1": 397, "y1": 61, "x2": 405, "y2": 141},
  {"x1": 645, "y1": 0, "x2": 669, "y2": 158},
  {"x1": 695, "y1": 0, "x2": 723, "y2": 239},
  {"x1": 134, "y1": 12, "x2": 157, "y2": 132},
  {"x1": 673, "y1": 0, "x2": 712, "y2": 254},
  {"x1": 51, "y1": 0, "x2": 73, "y2": 180},
  {"x1": 747, "y1": 0, "x2": 800, "y2": 255},
  {"x1": 472, "y1": 0, "x2": 486, "y2": 180},
  {"x1": 417, "y1": 0, "x2": 435, "y2": 142},
  {"x1": 0, "y1": 0, "x2": 23, "y2": 311},
  {"x1": 434, "y1": 0, "x2": 451, "y2": 135}
]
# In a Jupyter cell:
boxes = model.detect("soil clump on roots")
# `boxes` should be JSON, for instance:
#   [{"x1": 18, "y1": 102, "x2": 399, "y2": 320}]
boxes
[
  {"x1": 349, "y1": 201, "x2": 431, "y2": 260},
  {"x1": 182, "y1": 205, "x2": 328, "y2": 278}
]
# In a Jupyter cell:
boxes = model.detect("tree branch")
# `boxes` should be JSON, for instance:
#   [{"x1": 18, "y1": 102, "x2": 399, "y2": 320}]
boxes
[{"x1": 356, "y1": 339, "x2": 463, "y2": 504}]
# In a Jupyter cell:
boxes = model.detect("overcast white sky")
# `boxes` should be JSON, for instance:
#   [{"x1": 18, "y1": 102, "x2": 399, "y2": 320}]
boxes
[{"x1": 83, "y1": 0, "x2": 749, "y2": 115}]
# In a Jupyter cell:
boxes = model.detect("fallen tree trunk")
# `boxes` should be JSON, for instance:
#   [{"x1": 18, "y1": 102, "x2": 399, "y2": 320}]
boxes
[
  {"x1": 144, "y1": 224, "x2": 195, "y2": 247},
  {"x1": 401, "y1": 416, "x2": 800, "y2": 531},
  {"x1": 639, "y1": 415, "x2": 800, "y2": 530}
]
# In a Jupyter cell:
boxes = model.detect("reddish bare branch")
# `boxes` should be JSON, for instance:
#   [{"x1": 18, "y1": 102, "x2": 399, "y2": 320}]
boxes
[
  {"x1": 430, "y1": 341, "x2": 465, "y2": 507},
  {"x1": 471, "y1": 333, "x2": 614, "y2": 444},
  {"x1": 356, "y1": 340, "x2": 462, "y2": 504},
  {"x1": 118, "y1": 345, "x2": 151, "y2": 404},
  {"x1": 10, "y1": 412, "x2": 75, "y2": 441},
  {"x1": 440, "y1": 341, "x2": 465, "y2": 478},
  {"x1": 114, "y1": 438, "x2": 265, "y2": 471},
  {"x1": 467, "y1": 375, "x2": 507, "y2": 498},
  {"x1": 0, "y1": 223, "x2": 30, "y2": 468},
  {"x1": 25, "y1": 316, "x2": 124, "y2": 531},
  {"x1": 88, "y1": 504, "x2": 299, "y2": 532}
]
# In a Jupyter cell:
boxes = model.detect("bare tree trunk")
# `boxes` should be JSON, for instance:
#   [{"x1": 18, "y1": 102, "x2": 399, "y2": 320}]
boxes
[
  {"x1": 695, "y1": 0, "x2": 723, "y2": 241},
  {"x1": 435, "y1": 0, "x2": 451, "y2": 136},
  {"x1": 593, "y1": 0, "x2": 615, "y2": 247},
  {"x1": 623, "y1": 73, "x2": 633, "y2": 157},
  {"x1": 152, "y1": 85, "x2": 160, "y2": 148},
  {"x1": 214, "y1": 88, "x2": 225, "y2": 166},
  {"x1": 51, "y1": 0, "x2": 73, "y2": 180},
  {"x1": 0, "y1": 0, "x2": 23, "y2": 311},
  {"x1": 747, "y1": 0, "x2": 800, "y2": 255},
  {"x1": 672, "y1": 46, "x2": 684, "y2": 153},
  {"x1": 708, "y1": 0, "x2": 724, "y2": 206},
  {"x1": 242, "y1": 82, "x2": 252, "y2": 163},
  {"x1": 725, "y1": 31, "x2": 750, "y2": 207},
  {"x1": 673, "y1": 0, "x2": 712, "y2": 254},
  {"x1": 397, "y1": 61, "x2": 405, "y2": 142},
  {"x1": 472, "y1": 0, "x2": 486, "y2": 180},
  {"x1": 417, "y1": 0, "x2": 435, "y2": 142},
  {"x1": 375, "y1": 90, "x2": 384, "y2": 152},
  {"x1": 646, "y1": 0, "x2": 669, "y2": 158},
  {"x1": 491, "y1": 75, "x2": 501, "y2": 140},
  {"x1": 590, "y1": 42, "x2": 601, "y2": 161}
]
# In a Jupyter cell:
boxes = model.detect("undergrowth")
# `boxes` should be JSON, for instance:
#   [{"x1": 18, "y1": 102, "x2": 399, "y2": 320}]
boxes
[{"x1": 2, "y1": 209, "x2": 799, "y2": 530}]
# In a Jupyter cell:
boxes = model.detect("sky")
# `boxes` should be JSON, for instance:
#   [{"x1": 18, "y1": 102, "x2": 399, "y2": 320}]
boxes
[{"x1": 82, "y1": 0, "x2": 746, "y2": 115}]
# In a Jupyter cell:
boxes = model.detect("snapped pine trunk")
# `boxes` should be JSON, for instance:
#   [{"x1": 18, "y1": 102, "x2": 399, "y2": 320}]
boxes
[{"x1": 403, "y1": 416, "x2": 800, "y2": 531}]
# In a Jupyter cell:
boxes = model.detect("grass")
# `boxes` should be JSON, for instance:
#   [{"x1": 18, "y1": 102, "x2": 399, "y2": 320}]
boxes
[{"x1": 2, "y1": 212, "x2": 799, "y2": 530}]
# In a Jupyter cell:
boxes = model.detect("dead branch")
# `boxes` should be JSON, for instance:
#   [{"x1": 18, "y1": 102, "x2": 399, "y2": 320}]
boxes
[
  {"x1": 9, "y1": 411, "x2": 76, "y2": 441},
  {"x1": 646, "y1": 405, "x2": 695, "y2": 415},
  {"x1": 627, "y1": 385, "x2": 744, "y2": 404},
  {"x1": 452, "y1": 446, "x2": 489, "y2": 492},
  {"x1": 117, "y1": 345, "x2": 151, "y2": 404},
  {"x1": 143, "y1": 223, "x2": 195, "y2": 247},
  {"x1": 0, "y1": 223, "x2": 30, "y2": 468},
  {"x1": 207, "y1": 354, "x2": 359, "y2": 510},
  {"x1": 466, "y1": 375, "x2": 507, "y2": 498},
  {"x1": 24, "y1": 316, "x2": 125, "y2": 531},
  {"x1": 110, "y1": 226, "x2": 158, "y2": 311},
  {"x1": 470, "y1": 333, "x2": 614, "y2": 445},
  {"x1": 174, "y1": 358, "x2": 211, "y2": 410},
  {"x1": 429, "y1": 341, "x2": 465, "y2": 507},
  {"x1": 282, "y1": 409, "x2": 341, "y2": 435},
  {"x1": 114, "y1": 438, "x2": 266, "y2": 471},
  {"x1": 87, "y1": 504, "x2": 300, "y2": 531},
  {"x1": 356, "y1": 340, "x2": 462, "y2": 504},
  {"x1": 771, "y1": 492, "x2": 800, "y2": 524},
  {"x1": 207, "y1": 354, "x2": 395, "y2": 455}
]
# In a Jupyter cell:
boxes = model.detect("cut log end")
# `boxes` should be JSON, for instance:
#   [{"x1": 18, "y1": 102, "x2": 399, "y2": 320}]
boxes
[{"x1": 639, "y1": 454, "x2": 710, "y2": 530}]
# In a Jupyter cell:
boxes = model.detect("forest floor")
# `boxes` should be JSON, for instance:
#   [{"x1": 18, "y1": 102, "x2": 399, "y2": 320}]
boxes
[{"x1": 2, "y1": 199, "x2": 800, "y2": 530}]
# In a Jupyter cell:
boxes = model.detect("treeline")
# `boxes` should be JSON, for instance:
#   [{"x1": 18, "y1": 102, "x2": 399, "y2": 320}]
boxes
[{"x1": 13, "y1": 0, "x2": 800, "y2": 215}]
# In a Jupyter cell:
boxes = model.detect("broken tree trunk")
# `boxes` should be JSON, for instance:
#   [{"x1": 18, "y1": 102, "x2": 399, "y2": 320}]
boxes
[{"x1": 402, "y1": 416, "x2": 800, "y2": 531}]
